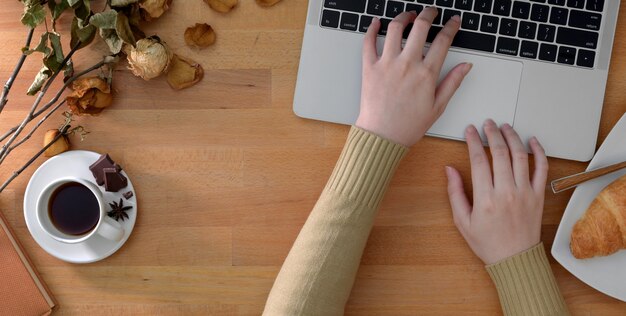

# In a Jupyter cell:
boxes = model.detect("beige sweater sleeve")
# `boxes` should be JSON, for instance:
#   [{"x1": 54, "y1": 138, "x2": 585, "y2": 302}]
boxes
[
  {"x1": 263, "y1": 126, "x2": 408, "y2": 316},
  {"x1": 263, "y1": 126, "x2": 569, "y2": 316},
  {"x1": 486, "y1": 243, "x2": 570, "y2": 316}
]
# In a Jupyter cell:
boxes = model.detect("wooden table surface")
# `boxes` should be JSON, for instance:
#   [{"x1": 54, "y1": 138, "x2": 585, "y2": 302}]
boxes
[{"x1": 1, "y1": 1, "x2": 626, "y2": 315}]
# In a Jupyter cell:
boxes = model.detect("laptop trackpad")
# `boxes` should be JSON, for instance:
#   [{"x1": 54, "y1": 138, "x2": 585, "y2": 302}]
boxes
[{"x1": 427, "y1": 50, "x2": 523, "y2": 140}]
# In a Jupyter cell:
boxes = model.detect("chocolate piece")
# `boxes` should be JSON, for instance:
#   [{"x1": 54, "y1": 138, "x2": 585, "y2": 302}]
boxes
[
  {"x1": 103, "y1": 167, "x2": 128, "y2": 192},
  {"x1": 89, "y1": 154, "x2": 116, "y2": 186},
  {"x1": 123, "y1": 191, "x2": 134, "y2": 200}
]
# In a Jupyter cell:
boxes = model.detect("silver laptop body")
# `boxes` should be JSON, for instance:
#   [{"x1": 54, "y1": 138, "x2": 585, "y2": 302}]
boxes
[{"x1": 294, "y1": 0, "x2": 621, "y2": 161}]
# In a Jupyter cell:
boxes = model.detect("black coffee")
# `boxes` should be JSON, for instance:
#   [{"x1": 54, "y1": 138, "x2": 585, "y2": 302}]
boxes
[{"x1": 48, "y1": 182, "x2": 100, "y2": 236}]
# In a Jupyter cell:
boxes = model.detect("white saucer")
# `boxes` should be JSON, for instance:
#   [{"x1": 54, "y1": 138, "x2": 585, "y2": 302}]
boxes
[
  {"x1": 24, "y1": 150, "x2": 137, "y2": 264},
  {"x1": 552, "y1": 113, "x2": 626, "y2": 302}
]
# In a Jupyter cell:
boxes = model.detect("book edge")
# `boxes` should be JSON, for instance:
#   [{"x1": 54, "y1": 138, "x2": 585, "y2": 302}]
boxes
[{"x1": 0, "y1": 211, "x2": 56, "y2": 311}]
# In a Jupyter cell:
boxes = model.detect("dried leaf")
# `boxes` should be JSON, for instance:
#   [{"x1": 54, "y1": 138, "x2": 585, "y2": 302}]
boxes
[
  {"x1": 74, "y1": 0, "x2": 91, "y2": 22},
  {"x1": 23, "y1": 32, "x2": 51, "y2": 56},
  {"x1": 20, "y1": 2, "x2": 46, "y2": 28},
  {"x1": 49, "y1": 33, "x2": 65, "y2": 63},
  {"x1": 139, "y1": 0, "x2": 172, "y2": 21},
  {"x1": 70, "y1": 17, "x2": 97, "y2": 49},
  {"x1": 89, "y1": 10, "x2": 118, "y2": 29},
  {"x1": 115, "y1": 12, "x2": 136, "y2": 46},
  {"x1": 184, "y1": 23, "x2": 216, "y2": 49},
  {"x1": 203, "y1": 0, "x2": 238, "y2": 13},
  {"x1": 67, "y1": 0, "x2": 82, "y2": 6},
  {"x1": 167, "y1": 55, "x2": 204, "y2": 90},
  {"x1": 43, "y1": 129, "x2": 70, "y2": 157},
  {"x1": 256, "y1": 0, "x2": 282, "y2": 7},
  {"x1": 27, "y1": 66, "x2": 51, "y2": 96},
  {"x1": 112, "y1": 0, "x2": 140, "y2": 6},
  {"x1": 48, "y1": 0, "x2": 70, "y2": 21},
  {"x1": 100, "y1": 29, "x2": 124, "y2": 54}
]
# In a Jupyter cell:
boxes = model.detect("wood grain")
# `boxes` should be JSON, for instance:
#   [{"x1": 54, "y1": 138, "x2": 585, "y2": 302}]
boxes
[{"x1": 0, "y1": 0, "x2": 625, "y2": 315}]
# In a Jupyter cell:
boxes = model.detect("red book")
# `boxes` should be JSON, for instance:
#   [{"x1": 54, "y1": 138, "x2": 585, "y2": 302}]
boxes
[{"x1": 0, "y1": 211, "x2": 56, "y2": 315}]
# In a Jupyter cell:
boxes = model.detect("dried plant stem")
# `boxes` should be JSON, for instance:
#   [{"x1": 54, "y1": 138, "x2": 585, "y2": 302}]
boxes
[
  {"x1": 0, "y1": 41, "x2": 80, "y2": 163},
  {"x1": 8, "y1": 100, "x2": 66, "y2": 152},
  {"x1": 0, "y1": 28, "x2": 35, "y2": 114},
  {"x1": 0, "y1": 58, "x2": 107, "y2": 146},
  {"x1": 0, "y1": 125, "x2": 70, "y2": 193}
]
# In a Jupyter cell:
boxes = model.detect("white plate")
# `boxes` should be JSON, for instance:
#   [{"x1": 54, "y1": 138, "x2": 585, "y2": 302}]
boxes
[
  {"x1": 552, "y1": 114, "x2": 626, "y2": 302},
  {"x1": 24, "y1": 150, "x2": 137, "y2": 264}
]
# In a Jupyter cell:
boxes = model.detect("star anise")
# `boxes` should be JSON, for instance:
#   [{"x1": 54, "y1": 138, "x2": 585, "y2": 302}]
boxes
[{"x1": 107, "y1": 198, "x2": 132, "y2": 222}]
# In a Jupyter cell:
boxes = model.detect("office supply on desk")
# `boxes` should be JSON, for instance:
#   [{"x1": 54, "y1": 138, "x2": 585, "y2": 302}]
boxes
[
  {"x1": 294, "y1": 0, "x2": 620, "y2": 161},
  {"x1": 0, "y1": 211, "x2": 56, "y2": 315}
]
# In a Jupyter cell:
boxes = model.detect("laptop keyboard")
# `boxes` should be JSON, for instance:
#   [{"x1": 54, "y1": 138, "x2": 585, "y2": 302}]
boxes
[{"x1": 320, "y1": 0, "x2": 605, "y2": 68}]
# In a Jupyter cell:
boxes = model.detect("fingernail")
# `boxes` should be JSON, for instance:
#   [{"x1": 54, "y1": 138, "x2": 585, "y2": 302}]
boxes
[
  {"x1": 485, "y1": 119, "x2": 496, "y2": 127},
  {"x1": 463, "y1": 63, "x2": 473, "y2": 75},
  {"x1": 445, "y1": 166, "x2": 454, "y2": 179},
  {"x1": 409, "y1": 10, "x2": 417, "y2": 15},
  {"x1": 465, "y1": 125, "x2": 476, "y2": 134},
  {"x1": 451, "y1": 15, "x2": 461, "y2": 22},
  {"x1": 502, "y1": 123, "x2": 511, "y2": 129}
]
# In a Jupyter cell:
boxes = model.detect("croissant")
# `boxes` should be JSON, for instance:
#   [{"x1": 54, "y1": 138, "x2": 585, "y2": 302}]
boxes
[{"x1": 570, "y1": 174, "x2": 626, "y2": 259}]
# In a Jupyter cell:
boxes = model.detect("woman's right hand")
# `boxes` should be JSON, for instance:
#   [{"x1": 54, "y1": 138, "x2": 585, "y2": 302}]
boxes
[{"x1": 445, "y1": 120, "x2": 549, "y2": 265}]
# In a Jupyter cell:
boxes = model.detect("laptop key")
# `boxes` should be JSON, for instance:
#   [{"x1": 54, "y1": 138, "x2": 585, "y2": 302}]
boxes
[
  {"x1": 520, "y1": 40, "x2": 539, "y2": 59},
  {"x1": 569, "y1": 10, "x2": 602, "y2": 31},
  {"x1": 566, "y1": 0, "x2": 584, "y2": 9},
  {"x1": 444, "y1": 9, "x2": 462, "y2": 24},
  {"x1": 406, "y1": 4, "x2": 424, "y2": 14},
  {"x1": 512, "y1": 1, "x2": 530, "y2": 19},
  {"x1": 539, "y1": 43, "x2": 557, "y2": 61},
  {"x1": 379, "y1": 18, "x2": 392, "y2": 35},
  {"x1": 496, "y1": 37, "x2": 519, "y2": 55},
  {"x1": 549, "y1": 7, "x2": 568, "y2": 25},
  {"x1": 577, "y1": 49, "x2": 595, "y2": 68},
  {"x1": 557, "y1": 27, "x2": 598, "y2": 49},
  {"x1": 416, "y1": 0, "x2": 435, "y2": 4},
  {"x1": 455, "y1": 0, "x2": 474, "y2": 11},
  {"x1": 557, "y1": 46, "x2": 576, "y2": 65},
  {"x1": 586, "y1": 0, "x2": 604, "y2": 12},
  {"x1": 340, "y1": 12, "x2": 359, "y2": 31},
  {"x1": 537, "y1": 24, "x2": 556, "y2": 42},
  {"x1": 359, "y1": 15, "x2": 374, "y2": 33},
  {"x1": 530, "y1": 4, "x2": 549, "y2": 22},
  {"x1": 452, "y1": 30, "x2": 497, "y2": 52},
  {"x1": 462, "y1": 12, "x2": 480, "y2": 30},
  {"x1": 480, "y1": 15, "x2": 499, "y2": 33},
  {"x1": 493, "y1": 0, "x2": 512, "y2": 16},
  {"x1": 434, "y1": 8, "x2": 443, "y2": 24},
  {"x1": 324, "y1": 0, "x2": 366, "y2": 13},
  {"x1": 499, "y1": 18, "x2": 518, "y2": 36},
  {"x1": 321, "y1": 10, "x2": 340, "y2": 28},
  {"x1": 518, "y1": 21, "x2": 537, "y2": 39},
  {"x1": 437, "y1": 0, "x2": 455, "y2": 8},
  {"x1": 386, "y1": 1, "x2": 405, "y2": 18},
  {"x1": 367, "y1": 0, "x2": 386, "y2": 16},
  {"x1": 474, "y1": 0, "x2": 492, "y2": 13},
  {"x1": 548, "y1": 0, "x2": 565, "y2": 5}
]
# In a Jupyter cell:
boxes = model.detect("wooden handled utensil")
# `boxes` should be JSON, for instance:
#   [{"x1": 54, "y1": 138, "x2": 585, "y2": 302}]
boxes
[{"x1": 551, "y1": 160, "x2": 626, "y2": 193}]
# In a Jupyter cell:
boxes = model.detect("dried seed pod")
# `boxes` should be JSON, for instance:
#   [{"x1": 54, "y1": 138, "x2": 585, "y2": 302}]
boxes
[
  {"x1": 43, "y1": 129, "x2": 70, "y2": 157},
  {"x1": 126, "y1": 36, "x2": 173, "y2": 80},
  {"x1": 184, "y1": 23, "x2": 216, "y2": 49},
  {"x1": 203, "y1": 0, "x2": 238, "y2": 13},
  {"x1": 139, "y1": 0, "x2": 172, "y2": 21},
  {"x1": 167, "y1": 55, "x2": 204, "y2": 90},
  {"x1": 256, "y1": 0, "x2": 282, "y2": 7},
  {"x1": 66, "y1": 77, "x2": 113, "y2": 116}
]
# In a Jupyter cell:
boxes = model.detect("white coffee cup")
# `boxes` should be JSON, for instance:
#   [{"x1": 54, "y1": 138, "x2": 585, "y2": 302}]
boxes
[{"x1": 36, "y1": 177, "x2": 124, "y2": 244}]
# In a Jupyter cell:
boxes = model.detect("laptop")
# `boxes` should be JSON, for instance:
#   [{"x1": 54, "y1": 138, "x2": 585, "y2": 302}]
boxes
[{"x1": 293, "y1": 0, "x2": 620, "y2": 161}]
